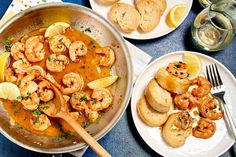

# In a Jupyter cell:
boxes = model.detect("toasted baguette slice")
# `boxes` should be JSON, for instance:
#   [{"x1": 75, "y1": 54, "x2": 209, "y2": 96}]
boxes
[
  {"x1": 162, "y1": 112, "x2": 192, "y2": 148},
  {"x1": 136, "y1": 0, "x2": 161, "y2": 32},
  {"x1": 136, "y1": 0, "x2": 167, "y2": 15},
  {"x1": 138, "y1": 96, "x2": 168, "y2": 127},
  {"x1": 99, "y1": 0, "x2": 120, "y2": 5},
  {"x1": 145, "y1": 79, "x2": 172, "y2": 112},
  {"x1": 155, "y1": 68, "x2": 191, "y2": 94},
  {"x1": 109, "y1": 3, "x2": 141, "y2": 33}
]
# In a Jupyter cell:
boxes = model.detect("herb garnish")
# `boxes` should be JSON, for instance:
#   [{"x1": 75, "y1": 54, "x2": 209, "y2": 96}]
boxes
[
  {"x1": 92, "y1": 100, "x2": 97, "y2": 105},
  {"x1": 33, "y1": 117, "x2": 39, "y2": 124},
  {"x1": 81, "y1": 95, "x2": 87, "y2": 101},
  {"x1": 84, "y1": 27, "x2": 91, "y2": 33}
]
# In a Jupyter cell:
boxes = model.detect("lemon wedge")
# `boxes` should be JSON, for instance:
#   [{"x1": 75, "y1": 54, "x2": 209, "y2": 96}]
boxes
[
  {"x1": 87, "y1": 75, "x2": 118, "y2": 89},
  {"x1": 0, "y1": 52, "x2": 10, "y2": 82},
  {"x1": 0, "y1": 82, "x2": 21, "y2": 100},
  {"x1": 166, "y1": 4, "x2": 187, "y2": 28},
  {"x1": 44, "y1": 22, "x2": 70, "y2": 38},
  {"x1": 183, "y1": 53, "x2": 202, "y2": 80}
]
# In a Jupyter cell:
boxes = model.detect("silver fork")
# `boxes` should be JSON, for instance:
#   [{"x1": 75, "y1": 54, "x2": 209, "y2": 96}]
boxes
[{"x1": 206, "y1": 64, "x2": 236, "y2": 139}]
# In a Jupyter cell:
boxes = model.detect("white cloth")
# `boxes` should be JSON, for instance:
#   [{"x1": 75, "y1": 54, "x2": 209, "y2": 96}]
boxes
[{"x1": 0, "y1": 0, "x2": 152, "y2": 156}]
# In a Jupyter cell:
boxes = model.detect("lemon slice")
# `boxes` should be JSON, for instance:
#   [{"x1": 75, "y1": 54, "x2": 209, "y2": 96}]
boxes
[
  {"x1": 0, "y1": 82, "x2": 21, "y2": 100},
  {"x1": 0, "y1": 52, "x2": 10, "y2": 82},
  {"x1": 87, "y1": 75, "x2": 118, "y2": 89},
  {"x1": 183, "y1": 53, "x2": 202, "y2": 80},
  {"x1": 166, "y1": 4, "x2": 187, "y2": 28},
  {"x1": 44, "y1": 22, "x2": 70, "y2": 38}
]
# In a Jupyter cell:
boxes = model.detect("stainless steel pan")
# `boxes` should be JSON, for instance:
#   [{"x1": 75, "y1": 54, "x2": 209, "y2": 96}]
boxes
[{"x1": 0, "y1": 3, "x2": 133, "y2": 154}]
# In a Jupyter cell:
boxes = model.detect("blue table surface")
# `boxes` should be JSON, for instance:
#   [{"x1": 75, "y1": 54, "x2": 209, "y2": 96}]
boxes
[{"x1": 0, "y1": 0, "x2": 236, "y2": 157}]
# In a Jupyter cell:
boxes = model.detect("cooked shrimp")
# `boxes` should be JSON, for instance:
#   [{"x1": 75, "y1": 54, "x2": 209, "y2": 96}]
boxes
[
  {"x1": 88, "y1": 88, "x2": 112, "y2": 111},
  {"x1": 46, "y1": 54, "x2": 69, "y2": 72},
  {"x1": 20, "y1": 81, "x2": 38, "y2": 97},
  {"x1": 85, "y1": 108, "x2": 99, "y2": 123},
  {"x1": 166, "y1": 61, "x2": 188, "y2": 79},
  {"x1": 30, "y1": 114, "x2": 51, "y2": 131},
  {"x1": 69, "y1": 41, "x2": 87, "y2": 62},
  {"x1": 21, "y1": 92, "x2": 40, "y2": 110},
  {"x1": 26, "y1": 65, "x2": 46, "y2": 77},
  {"x1": 61, "y1": 72, "x2": 84, "y2": 95},
  {"x1": 192, "y1": 76, "x2": 212, "y2": 97},
  {"x1": 4, "y1": 68, "x2": 17, "y2": 83},
  {"x1": 49, "y1": 34, "x2": 71, "y2": 53},
  {"x1": 95, "y1": 47, "x2": 115, "y2": 66},
  {"x1": 12, "y1": 58, "x2": 31, "y2": 74},
  {"x1": 38, "y1": 80, "x2": 54, "y2": 102},
  {"x1": 25, "y1": 35, "x2": 46, "y2": 62},
  {"x1": 70, "y1": 91, "x2": 90, "y2": 111},
  {"x1": 198, "y1": 95, "x2": 224, "y2": 120},
  {"x1": 174, "y1": 92, "x2": 199, "y2": 110},
  {"x1": 193, "y1": 118, "x2": 216, "y2": 139},
  {"x1": 45, "y1": 73, "x2": 62, "y2": 89},
  {"x1": 10, "y1": 42, "x2": 25, "y2": 60},
  {"x1": 19, "y1": 72, "x2": 39, "y2": 88}
]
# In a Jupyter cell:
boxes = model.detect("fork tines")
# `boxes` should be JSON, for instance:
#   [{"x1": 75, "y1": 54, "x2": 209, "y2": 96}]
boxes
[{"x1": 206, "y1": 64, "x2": 223, "y2": 89}]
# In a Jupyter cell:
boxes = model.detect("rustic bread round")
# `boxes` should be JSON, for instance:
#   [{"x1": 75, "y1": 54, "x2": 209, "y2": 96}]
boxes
[
  {"x1": 145, "y1": 79, "x2": 172, "y2": 112},
  {"x1": 136, "y1": 0, "x2": 161, "y2": 32},
  {"x1": 98, "y1": 0, "x2": 120, "y2": 5},
  {"x1": 137, "y1": 96, "x2": 168, "y2": 127},
  {"x1": 109, "y1": 3, "x2": 141, "y2": 33},
  {"x1": 162, "y1": 112, "x2": 191, "y2": 148}
]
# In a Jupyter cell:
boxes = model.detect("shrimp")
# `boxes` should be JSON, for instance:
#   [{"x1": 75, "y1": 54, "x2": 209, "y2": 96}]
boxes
[
  {"x1": 174, "y1": 92, "x2": 199, "y2": 110},
  {"x1": 25, "y1": 35, "x2": 46, "y2": 62},
  {"x1": 30, "y1": 114, "x2": 51, "y2": 131},
  {"x1": 61, "y1": 72, "x2": 84, "y2": 95},
  {"x1": 193, "y1": 118, "x2": 216, "y2": 139},
  {"x1": 38, "y1": 80, "x2": 54, "y2": 102},
  {"x1": 95, "y1": 47, "x2": 115, "y2": 67},
  {"x1": 20, "y1": 81, "x2": 38, "y2": 97},
  {"x1": 192, "y1": 76, "x2": 212, "y2": 97},
  {"x1": 12, "y1": 58, "x2": 31, "y2": 74},
  {"x1": 69, "y1": 41, "x2": 87, "y2": 62},
  {"x1": 166, "y1": 61, "x2": 188, "y2": 79},
  {"x1": 70, "y1": 91, "x2": 90, "y2": 111},
  {"x1": 26, "y1": 65, "x2": 46, "y2": 77},
  {"x1": 88, "y1": 88, "x2": 112, "y2": 111},
  {"x1": 45, "y1": 73, "x2": 62, "y2": 89},
  {"x1": 46, "y1": 54, "x2": 69, "y2": 72},
  {"x1": 21, "y1": 92, "x2": 40, "y2": 110},
  {"x1": 10, "y1": 42, "x2": 25, "y2": 60},
  {"x1": 19, "y1": 72, "x2": 39, "y2": 88},
  {"x1": 4, "y1": 68, "x2": 17, "y2": 83},
  {"x1": 198, "y1": 95, "x2": 224, "y2": 120},
  {"x1": 85, "y1": 108, "x2": 99, "y2": 123},
  {"x1": 49, "y1": 34, "x2": 71, "y2": 53}
]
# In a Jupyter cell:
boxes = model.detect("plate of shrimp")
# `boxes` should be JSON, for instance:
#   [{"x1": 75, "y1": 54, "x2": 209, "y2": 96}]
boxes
[
  {"x1": 1, "y1": 23, "x2": 118, "y2": 137},
  {"x1": 131, "y1": 51, "x2": 236, "y2": 157}
]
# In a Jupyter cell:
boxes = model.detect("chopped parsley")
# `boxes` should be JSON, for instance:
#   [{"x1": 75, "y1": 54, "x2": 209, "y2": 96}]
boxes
[
  {"x1": 55, "y1": 123, "x2": 62, "y2": 129},
  {"x1": 11, "y1": 101, "x2": 18, "y2": 105},
  {"x1": 82, "y1": 121, "x2": 89, "y2": 128},
  {"x1": 84, "y1": 27, "x2": 91, "y2": 33},
  {"x1": 41, "y1": 106, "x2": 49, "y2": 110},
  {"x1": 17, "y1": 96, "x2": 22, "y2": 100},
  {"x1": 33, "y1": 117, "x2": 39, "y2": 124},
  {"x1": 34, "y1": 109, "x2": 41, "y2": 115},
  {"x1": 13, "y1": 107, "x2": 21, "y2": 115},
  {"x1": 25, "y1": 92, "x2": 31, "y2": 100},
  {"x1": 48, "y1": 56, "x2": 52, "y2": 62},
  {"x1": 80, "y1": 95, "x2": 87, "y2": 101},
  {"x1": 109, "y1": 103, "x2": 113, "y2": 107},
  {"x1": 92, "y1": 100, "x2": 97, "y2": 105},
  {"x1": 23, "y1": 116, "x2": 28, "y2": 121},
  {"x1": 16, "y1": 124, "x2": 23, "y2": 129},
  {"x1": 4, "y1": 37, "x2": 11, "y2": 52},
  {"x1": 89, "y1": 40, "x2": 94, "y2": 45}
]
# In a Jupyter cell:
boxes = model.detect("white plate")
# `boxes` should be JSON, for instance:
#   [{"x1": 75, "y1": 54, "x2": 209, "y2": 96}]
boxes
[
  {"x1": 131, "y1": 51, "x2": 236, "y2": 157},
  {"x1": 89, "y1": 0, "x2": 193, "y2": 40}
]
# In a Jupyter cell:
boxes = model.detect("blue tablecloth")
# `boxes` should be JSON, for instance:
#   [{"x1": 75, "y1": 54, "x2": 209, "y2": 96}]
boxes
[{"x1": 0, "y1": 0, "x2": 235, "y2": 157}]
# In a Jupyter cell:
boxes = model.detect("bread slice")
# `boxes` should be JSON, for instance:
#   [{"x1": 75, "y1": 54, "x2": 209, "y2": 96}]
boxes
[
  {"x1": 136, "y1": 0, "x2": 167, "y2": 15},
  {"x1": 136, "y1": 0, "x2": 161, "y2": 32},
  {"x1": 137, "y1": 96, "x2": 168, "y2": 127},
  {"x1": 145, "y1": 79, "x2": 172, "y2": 112},
  {"x1": 109, "y1": 3, "x2": 141, "y2": 33},
  {"x1": 98, "y1": 0, "x2": 120, "y2": 5}
]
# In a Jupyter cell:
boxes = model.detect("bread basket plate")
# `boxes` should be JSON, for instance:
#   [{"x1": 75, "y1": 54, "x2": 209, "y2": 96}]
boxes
[
  {"x1": 131, "y1": 51, "x2": 236, "y2": 157},
  {"x1": 89, "y1": 0, "x2": 193, "y2": 40}
]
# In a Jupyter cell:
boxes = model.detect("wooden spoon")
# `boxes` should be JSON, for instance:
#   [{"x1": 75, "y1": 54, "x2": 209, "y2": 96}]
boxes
[{"x1": 39, "y1": 79, "x2": 111, "y2": 157}]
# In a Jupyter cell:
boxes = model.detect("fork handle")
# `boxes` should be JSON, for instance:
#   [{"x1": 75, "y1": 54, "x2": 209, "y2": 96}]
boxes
[{"x1": 219, "y1": 99, "x2": 236, "y2": 140}]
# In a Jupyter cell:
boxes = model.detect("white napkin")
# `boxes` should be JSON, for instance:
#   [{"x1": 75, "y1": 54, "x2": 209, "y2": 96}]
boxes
[{"x1": 0, "y1": 0, "x2": 152, "y2": 156}]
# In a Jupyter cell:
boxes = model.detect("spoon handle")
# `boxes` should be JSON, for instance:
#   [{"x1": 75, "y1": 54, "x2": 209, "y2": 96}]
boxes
[{"x1": 63, "y1": 115, "x2": 112, "y2": 157}]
